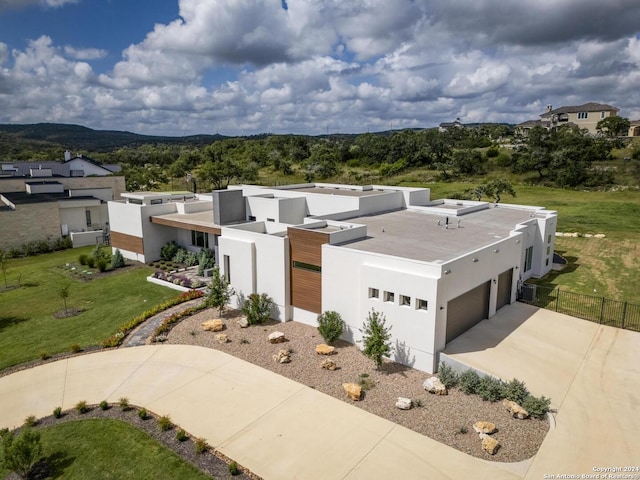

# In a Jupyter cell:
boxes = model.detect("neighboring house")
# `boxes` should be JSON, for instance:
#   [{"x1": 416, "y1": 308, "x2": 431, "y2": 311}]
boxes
[
  {"x1": 109, "y1": 183, "x2": 557, "y2": 374},
  {"x1": 0, "y1": 153, "x2": 125, "y2": 249},
  {"x1": 540, "y1": 102, "x2": 619, "y2": 135},
  {"x1": 438, "y1": 118, "x2": 465, "y2": 133},
  {"x1": 628, "y1": 120, "x2": 640, "y2": 137},
  {"x1": 515, "y1": 120, "x2": 547, "y2": 137}
]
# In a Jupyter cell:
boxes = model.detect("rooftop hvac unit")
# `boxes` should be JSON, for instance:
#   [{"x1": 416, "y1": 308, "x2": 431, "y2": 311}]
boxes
[{"x1": 520, "y1": 284, "x2": 537, "y2": 302}]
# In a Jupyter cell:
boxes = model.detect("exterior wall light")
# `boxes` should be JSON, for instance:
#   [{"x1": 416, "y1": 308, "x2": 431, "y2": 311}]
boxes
[
  {"x1": 493, "y1": 248, "x2": 500, "y2": 253},
  {"x1": 472, "y1": 258, "x2": 479, "y2": 263},
  {"x1": 444, "y1": 269, "x2": 452, "y2": 274}
]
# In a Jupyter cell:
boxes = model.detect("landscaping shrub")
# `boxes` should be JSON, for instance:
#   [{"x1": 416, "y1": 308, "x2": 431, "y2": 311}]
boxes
[
  {"x1": 158, "y1": 415, "x2": 172, "y2": 431},
  {"x1": 70, "y1": 343, "x2": 82, "y2": 353},
  {"x1": 119, "y1": 397, "x2": 131, "y2": 411},
  {"x1": 194, "y1": 437, "x2": 208, "y2": 454},
  {"x1": 111, "y1": 249, "x2": 126, "y2": 269},
  {"x1": 92, "y1": 244, "x2": 108, "y2": 260},
  {"x1": 228, "y1": 461, "x2": 240, "y2": 476},
  {"x1": 172, "y1": 248, "x2": 187, "y2": 264},
  {"x1": 523, "y1": 395, "x2": 551, "y2": 419},
  {"x1": 53, "y1": 407, "x2": 63, "y2": 419},
  {"x1": 317, "y1": 311, "x2": 344, "y2": 345},
  {"x1": 437, "y1": 362, "x2": 459, "y2": 389},
  {"x1": 138, "y1": 408, "x2": 149, "y2": 420},
  {"x1": 242, "y1": 293, "x2": 273, "y2": 325},
  {"x1": 39, "y1": 351, "x2": 50, "y2": 360},
  {"x1": 86, "y1": 257, "x2": 95, "y2": 268},
  {"x1": 99, "y1": 401, "x2": 109, "y2": 411},
  {"x1": 361, "y1": 309, "x2": 393, "y2": 369},
  {"x1": 78, "y1": 254, "x2": 88, "y2": 265},
  {"x1": 197, "y1": 248, "x2": 216, "y2": 276},
  {"x1": 477, "y1": 376, "x2": 505, "y2": 402},
  {"x1": 206, "y1": 267, "x2": 234, "y2": 316},
  {"x1": 458, "y1": 369, "x2": 482, "y2": 395},
  {"x1": 96, "y1": 258, "x2": 108, "y2": 272},
  {"x1": 23, "y1": 415, "x2": 37, "y2": 427},
  {"x1": 184, "y1": 251, "x2": 198, "y2": 267},
  {"x1": 160, "y1": 241, "x2": 179, "y2": 261},
  {"x1": 75, "y1": 400, "x2": 89, "y2": 414},
  {"x1": 0, "y1": 427, "x2": 44, "y2": 479},
  {"x1": 502, "y1": 378, "x2": 530, "y2": 405},
  {"x1": 176, "y1": 429, "x2": 187, "y2": 442}
]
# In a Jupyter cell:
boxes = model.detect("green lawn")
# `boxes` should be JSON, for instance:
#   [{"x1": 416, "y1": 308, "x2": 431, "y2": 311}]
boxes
[
  {"x1": 0, "y1": 247, "x2": 176, "y2": 371},
  {"x1": 0, "y1": 419, "x2": 212, "y2": 479}
]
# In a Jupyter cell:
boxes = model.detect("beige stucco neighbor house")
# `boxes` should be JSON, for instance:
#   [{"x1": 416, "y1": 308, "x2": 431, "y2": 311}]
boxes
[
  {"x1": 540, "y1": 102, "x2": 619, "y2": 135},
  {"x1": 0, "y1": 153, "x2": 125, "y2": 249},
  {"x1": 109, "y1": 183, "x2": 557, "y2": 374}
]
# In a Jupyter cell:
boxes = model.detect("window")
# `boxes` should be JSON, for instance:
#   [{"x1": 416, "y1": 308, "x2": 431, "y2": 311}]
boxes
[
  {"x1": 223, "y1": 255, "x2": 230, "y2": 282},
  {"x1": 293, "y1": 261, "x2": 321, "y2": 273},
  {"x1": 150, "y1": 199, "x2": 163, "y2": 205},
  {"x1": 417, "y1": 299, "x2": 428, "y2": 311},
  {"x1": 546, "y1": 258, "x2": 549, "y2": 266},
  {"x1": 548, "y1": 234, "x2": 552, "y2": 243},
  {"x1": 191, "y1": 230, "x2": 209, "y2": 248},
  {"x1": 368, "y1": 288, "x2": 379, "y2": 299},
  {"x1": 546, "y1": 246, "x2": 551, "y2": 255},
  {"x1": 524, "y1": 246, "x2": 533, "y2": 272},
  {"x1": 577, "y1": 112, "x2": 588, "y2": 119},
  {"x1": 600, "y1": 111, "x2": 606, "y2": 119},
  {"x1": 248, "y1": 215, "x2": 256, "y2": 221},
  {"x1": 266, "y1": 218, "x2": 275, "y2": 222},
  {"x1": 128, "y1": 198, "x2": 143, "y2": 205},
  {"x1": 85, "y1": 209, "x2": 91, "y2": 228},
  {"x1": 384, "y1": 291, "x2": 394, "y2": 303},
  {"x1": 400, "y1": 295, "x2": 411, "y2": 307}
]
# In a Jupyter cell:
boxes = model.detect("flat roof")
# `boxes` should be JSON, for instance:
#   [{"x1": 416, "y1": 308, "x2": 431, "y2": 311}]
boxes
[
  {"x1": 150, "y1": 210, "x2": 221, "y2": 234},
  {"x1": 338, "y1": 206, "x2": 540, "y2": 263},
  {"x1": 283, "y1": 186, "x2": 386, "y2": 197},
  {"x1": 1, "y1": 191, "x2": 97, "y2": 205}
]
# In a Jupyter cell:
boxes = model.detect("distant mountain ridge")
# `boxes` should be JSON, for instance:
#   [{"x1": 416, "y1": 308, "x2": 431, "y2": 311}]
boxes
[{"x1": 0, "y1": 123, "x2": 227, "y2": 152}]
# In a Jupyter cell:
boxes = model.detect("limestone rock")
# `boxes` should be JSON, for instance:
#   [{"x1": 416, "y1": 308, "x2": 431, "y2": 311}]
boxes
[
  {"x1": 503, "y1": 399, "x2": 529, "y2": 419},
  {"x1": 342, "y1": 383, "x2": 362, "y2": 401},
  {"x1": 321, "y1": 359, "x2": 337, "y2": 370},
  {"x1": 316, "y1": 344, "x2": 335, "y2": 355},
  {"x1": 396, "y1": 397, "x2": 412, "y2": 410},
  {"x1": 201, "y1": 319, "x2": 225, "y2": 332},
  {"x1": 481, "y1": 436, "x2": 500, "y2": 455},
  {"x1": 273, "y1": 349, "x2": 291, "y2": 364},
  {"x1": 214, "y1": 333, "x2": 229, "y2": 344},
  {"x1": 594, "y1": 233, "x2": 606, "y2": 238},
  {"x1": 268, "y1": 331, "x2": 286, "y2": 343},
  {"x1": 237, "y1": 317, "x2": 249, "y2": 328},
  {"x1": 423, "y1": 376, "x2": 448, "y2": 395},
  {"x1": 473, "y1": 421, "x2": 497, "y2": 435}
]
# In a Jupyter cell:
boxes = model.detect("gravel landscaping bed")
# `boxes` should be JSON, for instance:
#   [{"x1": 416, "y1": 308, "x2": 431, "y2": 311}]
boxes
[{"x1": 165, "y1": 308, "x2": 550, "y2": 463}]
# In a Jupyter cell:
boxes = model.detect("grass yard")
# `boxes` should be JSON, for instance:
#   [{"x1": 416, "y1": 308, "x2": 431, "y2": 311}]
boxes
[
  {"x1": 0, "y1": 247, "x2": 176, "y2": 371},
  {"x1": 0, "y1": 419, "x2": 211, "y2": 480},
  {"x1": 400, "y1": 181, "x2": 640, "y2": 304}
]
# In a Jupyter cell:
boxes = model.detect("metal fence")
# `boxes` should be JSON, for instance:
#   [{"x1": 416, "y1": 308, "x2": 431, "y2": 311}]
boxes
[{"x1": 518, "y1": 284, "x2": 640, "y2": 332}]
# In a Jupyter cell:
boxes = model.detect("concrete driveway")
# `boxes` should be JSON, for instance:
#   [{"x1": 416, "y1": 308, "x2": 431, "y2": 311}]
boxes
[{"x1": 442, "y1": 302, "x2": 640, "y2": 478}]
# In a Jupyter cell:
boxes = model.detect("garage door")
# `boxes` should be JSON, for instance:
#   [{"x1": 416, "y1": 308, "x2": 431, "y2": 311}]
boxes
[
  {"x1": 446, "y1": 281, "x2": 490, "y2": 343},
  {"x1": 496, "y1": 268, "x2": 513, "y2": 311}
]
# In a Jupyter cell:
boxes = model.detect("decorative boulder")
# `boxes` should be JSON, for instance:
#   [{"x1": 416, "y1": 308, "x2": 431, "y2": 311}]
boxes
[
  {"x1": 395, "y1": 397, "x2": 412, "y2": 410},
  {"x1": 481, "y1": 435, "x2": 500, "y2": 455},
  {"x1": 342, "y1": 383, "x2": 362, "y2": 401},
  {"x1": 320, "y1": 359, "x2": 337, "y2": 370},
  {"x1": 473, "y1": 421, "x2": 497, "y2": 435},
  {"x1": 268, "y1": 331, "x2": 286, "y2": 344},
  {"x1": 201, "y1": 319, "x2": 225, "y2": 332},
  {"x1": 214, "y1": 333, "x2": 229, "y2": 344},
  {"x1": 315, "y1": 344, "x2": 335, "y2": 355},
  {"x1": 273, "y1": 349, "x2": 291, "y2": 364},
  {"x1": 237, "y1": 318, "x2": 249, "y2": 328},
  {"x1": 503, "y1": 399, "x2": 529, "y2": 419},
  {"x1": 423, "y1": 376, "x2": 448, "y2": 395}
]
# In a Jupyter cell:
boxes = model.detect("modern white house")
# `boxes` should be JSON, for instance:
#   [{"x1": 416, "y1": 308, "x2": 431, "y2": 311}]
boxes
[{"x1": 108, "y1": 183, "x2": 557, "y2": 373}]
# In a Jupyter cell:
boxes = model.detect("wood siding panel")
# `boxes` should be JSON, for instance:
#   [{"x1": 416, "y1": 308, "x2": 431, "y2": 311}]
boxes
[
  {"x1": 150, "y1": 216, "x2": 221, "y2": 235},
  {"x1": 111, "y1": 231, "x2": 144, "y2": 254},
  {"x1": 288, "y1": 227, "x2": 329, "y2": 313},
  {"x1": 291, "y1": 268, "x2": 322, "y2": 313}
]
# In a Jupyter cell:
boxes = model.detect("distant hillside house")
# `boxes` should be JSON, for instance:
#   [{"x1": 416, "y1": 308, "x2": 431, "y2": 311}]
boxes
[
  {"x1": 628, "y1": 120, "x2": 640, "y2": 137},
  {"x1": 0, "y1": 151, "x2": 125, "y2": 249},
  {"x1": 540, "y1": 102, "x2": 619, "y2": 135},
  {"x1": 438, "y1": 118, "x2": 465, "y2": 133}
]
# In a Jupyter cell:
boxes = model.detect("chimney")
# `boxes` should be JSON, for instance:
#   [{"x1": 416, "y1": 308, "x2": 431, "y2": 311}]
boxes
[
  {"x1": 64, "y1": 150, "x2": 71, "y2": 161},
  {"x1": 546, "y1": 105, "x2": 553, "y2": 113}
]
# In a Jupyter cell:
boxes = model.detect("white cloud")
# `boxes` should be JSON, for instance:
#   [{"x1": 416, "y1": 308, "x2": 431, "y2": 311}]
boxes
[
  {"x1": 64, "y1": 46, "x2": 107, "y2": 60},
  {"x1": 0, "y1": 0, "x2": 78, "y2": 12}
]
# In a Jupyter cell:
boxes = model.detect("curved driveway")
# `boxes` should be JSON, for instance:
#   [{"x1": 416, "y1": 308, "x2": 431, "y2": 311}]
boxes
[{"x1": 1, "y1": 304, "x2": 639, "y2": 479}]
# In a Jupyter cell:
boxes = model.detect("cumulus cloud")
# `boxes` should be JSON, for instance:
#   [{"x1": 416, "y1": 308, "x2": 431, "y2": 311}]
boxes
[{"x1": 1, "y1": 0, "x2": 640, "y2": 134}]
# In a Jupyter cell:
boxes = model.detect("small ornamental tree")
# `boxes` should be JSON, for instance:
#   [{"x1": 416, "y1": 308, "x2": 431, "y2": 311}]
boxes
[
  {"x1": 361, "y1": 309, "x2": 393, "y2": 369},
  {"x1": 111, "y1": 249, "x2": 126, "y2": 269},
  {"x1": 242, "y1": 293, "x2": 273, "y2": 325},
  {"x1": 206, "y1": 266, "x2": 235, "y2": 316},
  {"x1": 0, "y1": 427, "x2": 44, "y2": 479},
  {"x1": 0, "y1": 248, "x2": 9, "y2": 288},
  {"x1": 59, "y1": 285, "x2": 70, "y2": 316},
  {"x1": 317, "y1": 311, "x2": 344, "y2": 345}
]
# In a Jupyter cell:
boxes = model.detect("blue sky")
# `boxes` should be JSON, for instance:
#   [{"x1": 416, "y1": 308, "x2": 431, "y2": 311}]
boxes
[{"x1": 1, "y1": 0, "x2": 639, "y2": 136}]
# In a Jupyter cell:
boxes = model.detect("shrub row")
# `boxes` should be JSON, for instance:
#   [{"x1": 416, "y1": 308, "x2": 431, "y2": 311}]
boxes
[
  {"x1": 100, "y1": 290, "x2": 204, "y2": 348},
  {"x1": 152, "y1": 304, "x2": 208, "y2": 339},
  {"x1": 4, "y1": 237, "x2": 72, "y2": 258},
  {"x1": 437, "y1": 362, "x2": 551, "y2": 418}
]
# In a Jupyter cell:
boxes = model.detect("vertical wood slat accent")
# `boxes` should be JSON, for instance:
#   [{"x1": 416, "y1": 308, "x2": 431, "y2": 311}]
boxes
[
  {"x1": 110, "y1": 231, "x2": 144, "y2": 254},
  {"x1": 288, "y1": 227, "x2": 329, "y2": 313}
]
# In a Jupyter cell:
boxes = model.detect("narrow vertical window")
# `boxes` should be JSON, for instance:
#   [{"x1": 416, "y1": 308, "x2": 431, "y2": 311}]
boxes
[
  {"x1": 223, "y1": 255, "x2": 230, "y2": 282},
  {"x1": 85, "y1": 209, "x2": 91, "y2": 228}
]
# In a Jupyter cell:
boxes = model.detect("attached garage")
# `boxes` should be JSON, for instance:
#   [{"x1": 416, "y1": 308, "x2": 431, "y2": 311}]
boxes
[
  {"x1": 446, "y1": 281, "x2": 490, "y2": 343},
  {"x1": 496, "y1": 268, "x2": 514, "y2": 311}
]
